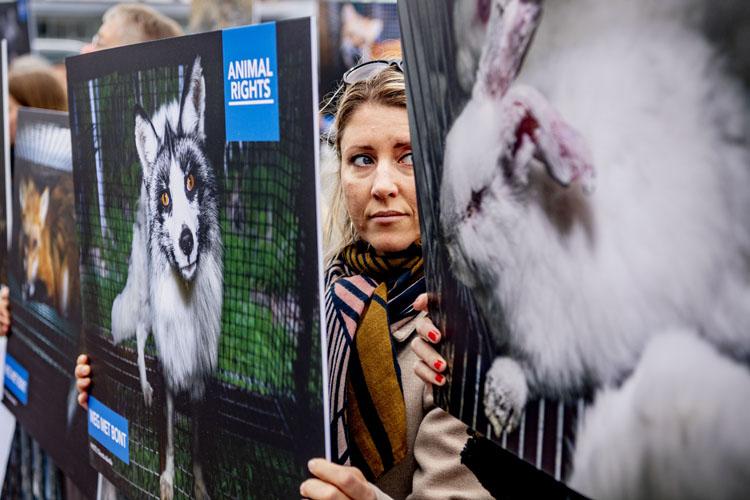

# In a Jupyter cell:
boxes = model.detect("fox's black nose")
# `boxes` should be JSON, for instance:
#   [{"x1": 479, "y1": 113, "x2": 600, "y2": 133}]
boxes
[{"x1": 179, "y1": 226, "x2": 194, "y2": 257}]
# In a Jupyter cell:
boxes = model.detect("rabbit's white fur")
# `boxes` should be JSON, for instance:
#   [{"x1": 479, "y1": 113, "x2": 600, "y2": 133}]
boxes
[
  {"x1": 443, "y1": 0, "x2": 750, "y2": 428},
  {"x1": 570, "y1": 332, "x2": 750, "y2": 500}
]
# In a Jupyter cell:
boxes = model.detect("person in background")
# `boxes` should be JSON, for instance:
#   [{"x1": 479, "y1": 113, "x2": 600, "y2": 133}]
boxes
[
  {"x1": 8, "y1": 62, "x2": 68, "y2": 145},
  {"x1": 81, "y1": 2, "x2": 183, "y2": 54}
]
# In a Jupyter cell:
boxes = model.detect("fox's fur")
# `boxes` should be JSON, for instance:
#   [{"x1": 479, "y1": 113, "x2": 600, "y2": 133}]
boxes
[
  {"x1": 110, "y1": 56, "x2": 222, "y2": 500},
  {"x1": 442, "y1": 0, "x2": 750, "y2": 496},
  {"x1": 19, "y1": 176, "x2": 79, "y2": 318}
]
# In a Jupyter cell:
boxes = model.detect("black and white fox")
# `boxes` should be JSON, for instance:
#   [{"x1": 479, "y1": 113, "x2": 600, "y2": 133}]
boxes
[{"x1": 111, "y1": 56, "x2": 223, "y2": 500}]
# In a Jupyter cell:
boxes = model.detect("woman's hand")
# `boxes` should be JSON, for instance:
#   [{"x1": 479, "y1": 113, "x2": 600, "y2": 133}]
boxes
[
  {"x1": 300, "y1": 459, "x2": 375, "y2": 500},
  {"x1": 0, "y1": 285, "x2": 10, "y2": 336},
  {"x1": 75, "y1": 354, "x2": 91, "y2": 410},
  {"x1": 410, "y1": 293, "x2": 447, "y2": 387}
]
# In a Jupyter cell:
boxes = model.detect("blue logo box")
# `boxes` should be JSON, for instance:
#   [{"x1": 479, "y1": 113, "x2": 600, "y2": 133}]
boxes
[
  {"x1": 223, "y1": 22, "x2": 280, "y2": 142},
  {"x1": 4, "y1": 353, "x2": 29, "y2": 405},
  {"x1": 88, "y1": 396, "x2": 130, "y2": 464}
]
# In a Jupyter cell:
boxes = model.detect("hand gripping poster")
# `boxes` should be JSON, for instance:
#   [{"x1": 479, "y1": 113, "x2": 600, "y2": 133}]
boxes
[
  {"x1": 2, "y1": 107, "x2": 97, "y2": 498},
  {"x1": 66, "y1": 19, "x2": 328, "y2": 499},
  {"x1": 399, "y1": 0, "x2": 750, "y2": 498}
]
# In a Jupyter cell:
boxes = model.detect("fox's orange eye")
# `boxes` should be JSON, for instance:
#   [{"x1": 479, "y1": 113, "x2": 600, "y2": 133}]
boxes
[
  {"x1": 186, "y1": 174, "x2": 195, "y2": 192},
  {"x1": 160, "y1": 191, "x2": 170, "y2": 207}
]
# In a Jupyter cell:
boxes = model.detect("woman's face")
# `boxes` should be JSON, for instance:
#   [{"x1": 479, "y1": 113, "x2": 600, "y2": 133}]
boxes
[{"x1": 340, "y1": 103, "x2": 419, "y2": 253}]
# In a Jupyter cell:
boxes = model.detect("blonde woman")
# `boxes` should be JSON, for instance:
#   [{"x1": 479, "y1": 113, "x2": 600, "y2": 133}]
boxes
[{"x1": 298, "y1": 60, "x2": 489, "y2": 499}]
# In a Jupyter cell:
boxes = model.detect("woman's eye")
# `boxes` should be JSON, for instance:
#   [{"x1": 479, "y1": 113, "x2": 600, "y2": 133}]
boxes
[
  {"x1": 351, "y1": 154, "x2": 375, "y2": 167},
  {"x1": 160, "y1": 191, "x2": 170, "y2": 207},
  {"x1": 400, "y1": 153, "x2": 414, "y2": 166},
  {"x1": 186, "y1": 173, "x2": 195, "y2": 192}
]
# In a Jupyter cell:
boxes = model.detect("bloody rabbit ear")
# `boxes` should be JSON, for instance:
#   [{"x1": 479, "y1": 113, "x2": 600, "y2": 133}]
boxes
[
  {"x1": 475, "y1": 0, "x2": 542, "y2": 99},
  {"x1": 509, "y1": 85, "x2": 596, "y2": 191}
]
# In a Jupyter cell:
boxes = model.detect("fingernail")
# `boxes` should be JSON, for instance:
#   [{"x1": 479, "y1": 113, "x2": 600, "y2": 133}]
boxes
[
  {"x1": 428, "y1": 331, "x2": 438, "y2": 342},
  {"x1": 435, "y1": 373, "x2": 444, "y2": 384},
  {"x1": 433, "y1": 360, "x2": 443, "y2": 371}
]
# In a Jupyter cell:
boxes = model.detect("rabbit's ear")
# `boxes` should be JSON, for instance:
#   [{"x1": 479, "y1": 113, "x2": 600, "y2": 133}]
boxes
[
  {"x1": 538, "y1": 118, "x2": 596, "y2": 192},
  {"x1": 504, "y1": 86, "x2": 595, "y2": 191},
  {"x1": 475, "y1": 0, "x2": 542, "y2": 98}
]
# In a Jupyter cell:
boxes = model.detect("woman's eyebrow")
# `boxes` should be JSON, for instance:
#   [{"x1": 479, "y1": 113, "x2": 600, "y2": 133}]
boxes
[{"x1": 344, "y1": 145, "x2": 376, "y2": 153}]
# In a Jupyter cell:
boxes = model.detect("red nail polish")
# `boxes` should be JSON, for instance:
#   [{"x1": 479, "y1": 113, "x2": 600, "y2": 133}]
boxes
[
  {"x1": 433, "y1": 360, "x2": 443, "y2": 371},
  {"x1": 428, "y1": 331, "x2": 438, "y2": 342},
  {"x1": 435, "y1": 373, "x2": 444, "y2": 384}
]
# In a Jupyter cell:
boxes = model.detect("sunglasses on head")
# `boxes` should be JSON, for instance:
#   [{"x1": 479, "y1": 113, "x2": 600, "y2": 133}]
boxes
[{"x1": 342, "y1": 59, "x2": 404, "y2": 85}]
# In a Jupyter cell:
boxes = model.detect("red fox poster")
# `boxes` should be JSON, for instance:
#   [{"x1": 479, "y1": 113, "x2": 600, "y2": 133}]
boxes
[{"x1": 2, "y1": 107, "x2": 96, "y2": 498}]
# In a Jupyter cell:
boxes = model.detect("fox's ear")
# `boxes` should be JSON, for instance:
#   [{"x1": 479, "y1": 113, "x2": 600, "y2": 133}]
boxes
[
  {"x1": 134, "y1": 104, "x2": 159, "y2": 175},
  {"x1": 39, "y1": 187, "x2": 49, "y2": 222},
  {"x1": 178, "y1": 56, "x2": 205, "y2": 140},
  {"x1": 19, "y1": 179, "x2": 26, "y2": 211}
]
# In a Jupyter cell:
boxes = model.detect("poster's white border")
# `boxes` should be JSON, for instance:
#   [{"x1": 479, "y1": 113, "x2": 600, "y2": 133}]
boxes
[
  {"x1": 310, "y1": 15, "x2": 331, "y2": 461},
  {"x1": 2, "y1": 39, "x2": 10, "y2": 251}
]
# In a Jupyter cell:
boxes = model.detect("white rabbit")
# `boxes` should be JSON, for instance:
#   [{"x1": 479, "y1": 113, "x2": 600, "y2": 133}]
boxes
[{"x1": 442, "y1": 0, "x2": 750, "y2": 435}]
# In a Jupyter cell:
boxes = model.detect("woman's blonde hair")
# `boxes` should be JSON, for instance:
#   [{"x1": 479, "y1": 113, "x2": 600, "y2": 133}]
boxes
[{"x1": 323, "y1": 64, "x2": 407, "y2": 263}]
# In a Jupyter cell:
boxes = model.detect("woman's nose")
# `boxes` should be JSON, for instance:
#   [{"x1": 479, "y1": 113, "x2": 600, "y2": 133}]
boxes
[{"x1": 371, "y1": 162, "x2": 398, "y2": 199}]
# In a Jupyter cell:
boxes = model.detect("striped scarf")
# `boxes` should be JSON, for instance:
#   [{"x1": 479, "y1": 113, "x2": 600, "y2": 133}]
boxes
[{"x1": 326, "y1": 241, "x2": 424, "y2": 480}]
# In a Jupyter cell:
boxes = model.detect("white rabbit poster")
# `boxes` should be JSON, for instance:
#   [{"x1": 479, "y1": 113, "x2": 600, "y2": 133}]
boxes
[{"x1": 399, "y1": 0, "x2": 750, "y2": 497}]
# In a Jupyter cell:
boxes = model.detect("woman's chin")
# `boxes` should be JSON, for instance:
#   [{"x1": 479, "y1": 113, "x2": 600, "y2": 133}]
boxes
[{"x1": 368, "y1": 236, "x2": 419, "y2": 255}]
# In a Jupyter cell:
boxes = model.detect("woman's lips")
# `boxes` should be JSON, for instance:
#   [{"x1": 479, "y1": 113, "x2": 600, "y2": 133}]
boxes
[{"x1": 369, "y1": 210, "x2": 407, "y2": 222}]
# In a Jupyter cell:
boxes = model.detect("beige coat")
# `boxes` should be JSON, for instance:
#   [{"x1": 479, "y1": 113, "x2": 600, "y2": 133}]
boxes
[{"x1": 370, "y1": 313, "x2": 492, "y2": 500}]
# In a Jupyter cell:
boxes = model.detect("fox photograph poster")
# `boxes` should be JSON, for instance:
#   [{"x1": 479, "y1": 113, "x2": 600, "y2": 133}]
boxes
[
  {"x1": 399, "y1": 0, "x2": 750, "y2": 496},
  {"x1": 67, "y1": 18, "x2": 327, "y2": 498},
  {"x1": 2, "y1": 108, "x2": 96, "y2": 498}
]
